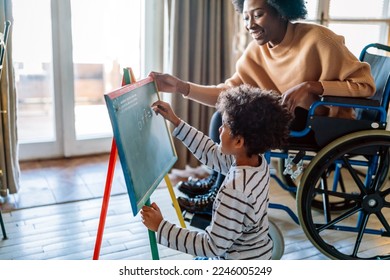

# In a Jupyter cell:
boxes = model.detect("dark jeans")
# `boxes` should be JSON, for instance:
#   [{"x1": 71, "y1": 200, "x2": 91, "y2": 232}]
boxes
[
  {"x1": 209, "y1": 107, "x2": 314, "y2": 148},
  {"x1": 209, "y1": 112, "x2": 226, "y2": 187}
]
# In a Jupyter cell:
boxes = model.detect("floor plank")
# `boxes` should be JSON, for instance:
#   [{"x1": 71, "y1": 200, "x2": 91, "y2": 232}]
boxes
[
  {"x1": 1, "y1": 155, "x2": 388, "y2": 260},
  {"x1": 1, "y1": 182, "x2": 321, "y2": 260}
]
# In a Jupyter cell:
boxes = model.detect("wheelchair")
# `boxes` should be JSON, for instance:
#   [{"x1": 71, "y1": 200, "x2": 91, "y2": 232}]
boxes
[{"x1": 268, "y1": 43, "x2": 390, "y2": 260}]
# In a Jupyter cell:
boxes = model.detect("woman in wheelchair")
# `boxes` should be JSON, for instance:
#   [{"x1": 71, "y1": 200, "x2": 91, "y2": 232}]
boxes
[{"x1": 150, "y1": 0, "x2": 376, "y2": 214}]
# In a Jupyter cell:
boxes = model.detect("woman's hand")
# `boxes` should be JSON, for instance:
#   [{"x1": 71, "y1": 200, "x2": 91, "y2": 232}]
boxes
[
  {"x1": 149, "y1": 72, "x2": 190, "y2": 96},
  {"x1": 282, "y1": 81, "x2": 324, "y2": 112},
  {"x1": 151, "y1": 100, "x2": 181, "y2": 127},
  {"x1": 140, "y1": 202, "x2": 164, "y2": 232}
]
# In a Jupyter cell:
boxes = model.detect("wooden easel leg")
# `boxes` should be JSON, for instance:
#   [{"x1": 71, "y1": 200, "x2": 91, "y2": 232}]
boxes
[
  {"x1": 145, "y1": 199, "x2": 160, "y2": 260},
  {"x1": 164, "y1": 175, "x2": 186, "y2": 228},
  {"x1": 92, "y1": 139, "x2": 118, "y2": 260}
]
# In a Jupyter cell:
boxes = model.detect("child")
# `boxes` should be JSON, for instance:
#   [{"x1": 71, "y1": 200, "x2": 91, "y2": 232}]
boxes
[{"x1": 141, "y1": 84, "x2": 292, "y2": 260}]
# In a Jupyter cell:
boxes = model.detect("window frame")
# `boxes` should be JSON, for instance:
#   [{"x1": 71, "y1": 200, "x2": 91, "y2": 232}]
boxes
[
  {"x1": 17, "y1": 0, "x2": 164, "y2": 160},
  {"x1": 309, "y1": 0, "x2": 390, "y2": 42}
]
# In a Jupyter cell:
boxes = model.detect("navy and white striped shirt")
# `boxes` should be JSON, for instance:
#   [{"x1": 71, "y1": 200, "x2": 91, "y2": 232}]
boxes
[{"x1": 157, "y1": 120, "x2": 273, "y2": 260}]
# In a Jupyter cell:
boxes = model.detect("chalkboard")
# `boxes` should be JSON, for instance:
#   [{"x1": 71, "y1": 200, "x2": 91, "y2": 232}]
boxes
[{"x1": 104, "y1": 76, "x2": 177, "y2": 215}]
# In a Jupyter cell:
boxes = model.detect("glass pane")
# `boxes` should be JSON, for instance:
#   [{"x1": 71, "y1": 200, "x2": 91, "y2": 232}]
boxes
[
  {"x1": 70, "y1": 0, "x2": 141, "y2": 140},
  {"x1": 330, "y1": 0, "x2": 386, "y2": 19},
  {"x1": 329, "y1": 23, "x2": 383, "y2": 57},
  {"x1": 305, "y1": 0, "x2": 319, "y2": 20},
  {"x1": 13, "y1": 0, "x2": 55, "y2": 143}
]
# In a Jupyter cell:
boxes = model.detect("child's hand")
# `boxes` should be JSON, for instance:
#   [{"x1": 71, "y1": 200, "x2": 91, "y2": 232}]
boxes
[
  {"x1": 140, "y1": 202, "x2": 164, "y2": 232},
  {"x1": 151, "y1": 100, "x2": 181, "y2": 127}
]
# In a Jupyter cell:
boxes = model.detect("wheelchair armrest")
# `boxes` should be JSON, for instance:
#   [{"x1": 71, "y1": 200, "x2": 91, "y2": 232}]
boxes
[
  {"x1": 290, "y1": 95, "x2": 386, "y2": 139},
  {"x1": 319, "y1": 96, "x2": 380, "y2": 107},
  {"x1": 308, "y1": 95, "x2": 387, "y2": 123}
]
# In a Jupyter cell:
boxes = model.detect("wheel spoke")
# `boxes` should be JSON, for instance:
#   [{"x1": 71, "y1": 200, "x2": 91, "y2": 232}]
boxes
[
  {"x1": 371, "y1": 147, "x2": 390, "y2": 192},
  {"x1": 352, "y1": 212, "x2": 370, "y2": 257},
  {"x1": 341, "y1": 156, "x2": 367, "y2": 195},
  {"x1": 319, "y1": 175, "x2": 331, "y2": 222},
  {"x1": 337, "y1": 170, "x2": 346, "y2": 193},
  {"x1": 317, "y1": 205, "x2": 361, "y2": 232},
  {"x1": 382, "y1": 187, "x2": 390, "y2": 197},
  {"x1": 376, "y1": 211, "x2": 390, "y2": 234},
  {"x1": 315, "y1": 188, "x2": 360, "y2": 201}
]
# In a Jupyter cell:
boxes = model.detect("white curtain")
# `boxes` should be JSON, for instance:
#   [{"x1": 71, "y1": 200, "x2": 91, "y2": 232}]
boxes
[
  {"x1": 0, "y1": 0, "x2": 20, "y2": 196},
  {"x1": 163, "y1": 0, "x2": 236, "y2": 168}
]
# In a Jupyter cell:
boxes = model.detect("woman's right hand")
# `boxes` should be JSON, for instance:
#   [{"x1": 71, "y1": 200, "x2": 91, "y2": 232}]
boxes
[
  {"x1": 282, "y1": 81, "x2": 327, "y2": 112},
  {"x1": 149, "y1": 72, "x2": 190, "y2": 96}
]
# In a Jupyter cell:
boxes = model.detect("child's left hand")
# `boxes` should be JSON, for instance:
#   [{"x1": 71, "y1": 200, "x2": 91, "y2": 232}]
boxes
[{"x1": 140, "y1": 202, "x2": 164, "y2": 232}]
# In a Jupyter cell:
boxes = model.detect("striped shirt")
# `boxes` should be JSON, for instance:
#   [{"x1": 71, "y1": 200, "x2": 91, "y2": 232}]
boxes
[{"x1": 157, "y1": 121, "x2": 273, "y2": 260}]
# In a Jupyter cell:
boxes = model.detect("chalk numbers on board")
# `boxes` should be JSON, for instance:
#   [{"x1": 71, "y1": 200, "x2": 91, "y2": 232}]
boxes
[{"x1": 137, "y1": 107, "x2": 153, "y2": 131}]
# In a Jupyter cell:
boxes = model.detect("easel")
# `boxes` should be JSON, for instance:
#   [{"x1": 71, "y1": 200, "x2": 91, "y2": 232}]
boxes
[{"x1": 92, "y1": 68, "x2": 186, "y2": 260}]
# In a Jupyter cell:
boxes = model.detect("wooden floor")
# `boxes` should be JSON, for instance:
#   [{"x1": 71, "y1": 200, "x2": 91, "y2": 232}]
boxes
[{"x1": 0, "y1": 154, "x2": 385, "y2": 260}]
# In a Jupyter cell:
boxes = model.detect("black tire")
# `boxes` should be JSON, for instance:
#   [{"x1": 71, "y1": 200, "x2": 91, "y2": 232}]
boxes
[
  {"x1": 297, "y1": 130, "x2": 390, "y2": 260},
  {"x1": 268, "y1": 219, "x2": 284, "y2": 260}
]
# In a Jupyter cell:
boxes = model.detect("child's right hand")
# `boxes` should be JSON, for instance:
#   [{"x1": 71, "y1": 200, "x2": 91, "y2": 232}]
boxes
[
  {"x1": 140, "y1": 202, "x2": 163, "y2": 232},
  {"x1": 151, "y1": 100, "x2": 181, "y2": 127}
]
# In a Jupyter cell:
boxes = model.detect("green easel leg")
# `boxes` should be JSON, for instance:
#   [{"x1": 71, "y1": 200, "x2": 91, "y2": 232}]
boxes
[{"x1": 146, "y1": 199, "x2": 160, "y2": 260}]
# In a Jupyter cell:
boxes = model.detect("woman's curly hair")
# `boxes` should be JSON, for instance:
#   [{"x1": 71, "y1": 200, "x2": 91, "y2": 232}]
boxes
[
  {"x1": 231, "y1": 0, "x2": 307, "y2": 21},
  {"x1": 216, "y1": 85, "x2": 292, "y2": 156}
]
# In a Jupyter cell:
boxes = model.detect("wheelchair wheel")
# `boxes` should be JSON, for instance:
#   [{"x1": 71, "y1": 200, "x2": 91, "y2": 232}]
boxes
[
  {"x1": 268, "y1": 219, "x2": 284, "y2": 260},
  {"x1": 297, "y1": 130, "x2": 390, "y2": 259},
  {"x1": 278, "y1": 153, "x2": 357, "y2": 211}
]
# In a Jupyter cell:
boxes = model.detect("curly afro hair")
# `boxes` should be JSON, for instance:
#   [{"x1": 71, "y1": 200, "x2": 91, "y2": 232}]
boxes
[
  {"x1": 216, "y1": 84, "x2": 292, "y2": 156},
  {"x1": 231, "y1": 0, "x2": 307, "y2": 21}
]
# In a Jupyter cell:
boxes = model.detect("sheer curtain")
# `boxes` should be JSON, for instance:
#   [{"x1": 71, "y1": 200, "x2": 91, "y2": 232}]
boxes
[
  {"x1": 163, "y1": 0, "x2": 235, "y2": 168},
  {"x1": 0, "y1": 0, "x2": 20, "y2": 197}
]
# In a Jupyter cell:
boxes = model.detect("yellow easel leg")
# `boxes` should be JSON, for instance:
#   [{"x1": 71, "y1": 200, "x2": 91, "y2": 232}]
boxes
[{"x1": 164, "y1": 175, "x2": 186, "y2": 228}]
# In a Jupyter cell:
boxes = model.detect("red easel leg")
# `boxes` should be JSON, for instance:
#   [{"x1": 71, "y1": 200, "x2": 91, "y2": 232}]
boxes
[{"x1": 92, "y1": 139, "x2": 118, "y2": 260}]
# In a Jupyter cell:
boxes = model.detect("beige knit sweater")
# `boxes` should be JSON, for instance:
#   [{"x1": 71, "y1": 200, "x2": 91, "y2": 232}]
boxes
[{"x1": 224, "y1": 22, "x2": 376, "y2": 118}]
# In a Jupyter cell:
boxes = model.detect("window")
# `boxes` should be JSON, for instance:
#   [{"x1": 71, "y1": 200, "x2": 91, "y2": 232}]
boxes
[
  {"x1": 306, "y1": 0, "x2": 390, "y2": 57},
  {"x1": 13, "y1": 0, "x2": 390, "y2": 160},
  {"x1": 70, "y1": 0, "x2": 141, "y2": 139},
  {"x1": 12, "y1": 0, "x2": 158, "y2": 160},
  {"x1": 13, "y1": 0, "x2": 54, "y2": 143}
]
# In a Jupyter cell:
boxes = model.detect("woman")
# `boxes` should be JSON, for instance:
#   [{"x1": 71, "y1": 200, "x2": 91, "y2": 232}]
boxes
[{"x1": 151, "y1": 0, "x2": 375, "y2": 214}]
